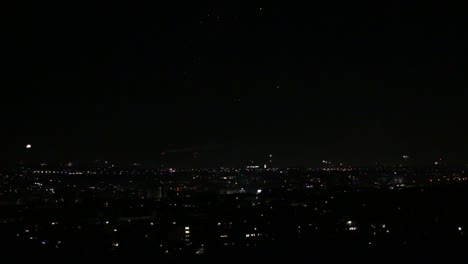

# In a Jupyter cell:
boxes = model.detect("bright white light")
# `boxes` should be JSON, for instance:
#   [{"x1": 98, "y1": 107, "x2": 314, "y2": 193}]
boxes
[
  {"x1": 347, "y1": 221, "x2": 353, "y2": 225},
  {"x1": 185, "y1": 230, "x2": 190, "y2": 234},
  {"x1": 246, "y1": 234, "x2": 250, "y2": 238},
  {"x1": 185, "y1": 226, "x2": 190, "y2": 230},
  {"x1": 113, "y1": 229, "x2": 117, "y2": 232},
  {"x1": 256, "y1": 189, "x2": 262, "y2": 194},
  {"x1": 26, "y1": 144, "x2": 32, "y2": 149},
  {"x1": 459, "y1": 227, "x2": 462, "y2": 231}
]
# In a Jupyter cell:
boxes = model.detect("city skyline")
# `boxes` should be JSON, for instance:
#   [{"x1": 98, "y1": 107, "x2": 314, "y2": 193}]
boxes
[
  {"x1": 12, "y1": 143, "x2": 465, "y2": 169},
  {"x1": 2, "y1": 3, "x2": 468, "y2": 260}
]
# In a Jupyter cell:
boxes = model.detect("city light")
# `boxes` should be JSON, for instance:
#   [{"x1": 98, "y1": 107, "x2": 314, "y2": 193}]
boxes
[
  {"x1": 3, "y1": 4, "x2": 468, "y2": 259},
  {"x1": 3, "y1": 150, "x2": 468, "y2": 255}
]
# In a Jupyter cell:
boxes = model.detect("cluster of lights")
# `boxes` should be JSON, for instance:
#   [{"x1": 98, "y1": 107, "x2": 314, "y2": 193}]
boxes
[
  {"x1": 321, "y1": 168, "x2": 353, "y2": 172},
  {"x1": 245, "y1": 233, "x2": 262, "y2": 238},
  {"x1": 184, "y1": 226, "x2": 190, "y2": 243}
]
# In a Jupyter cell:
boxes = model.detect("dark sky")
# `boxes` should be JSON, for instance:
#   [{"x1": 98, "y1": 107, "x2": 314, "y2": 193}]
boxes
[{"x1": 2, "y1": 2, "x2": 467, "y2": 167}]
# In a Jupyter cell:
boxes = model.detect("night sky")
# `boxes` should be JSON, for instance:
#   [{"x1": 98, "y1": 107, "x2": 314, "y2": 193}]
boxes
[{"x1": 2, "y1": 3, "x2": 467, "y2": 167}]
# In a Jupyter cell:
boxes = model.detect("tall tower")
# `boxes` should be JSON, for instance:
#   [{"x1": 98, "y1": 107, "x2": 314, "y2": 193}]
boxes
[
  {"x1": 402, "y1": 155, "x2": 410, "y2": 166},
  {"x1": 161, "y1": 152, "x2": 166, "y2": 169},
  {"x1": 22, "y1": 144, "x2": 33, "y2": 169},
  {"x1": 193, "y1": 152, "x2": 199, "y2": 168}
]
